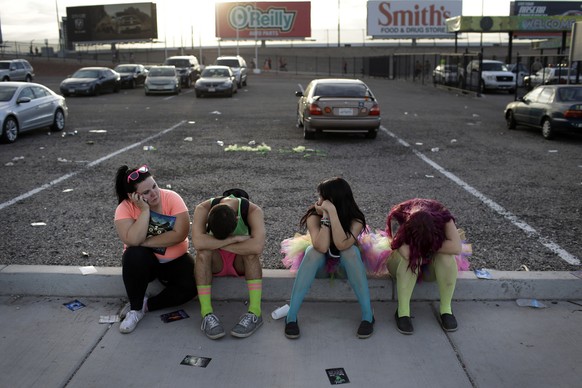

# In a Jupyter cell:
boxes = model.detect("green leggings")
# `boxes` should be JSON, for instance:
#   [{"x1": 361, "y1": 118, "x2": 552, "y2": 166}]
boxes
[{"x1": 388, "y1": 250, "x2": 457, "y2": 317}]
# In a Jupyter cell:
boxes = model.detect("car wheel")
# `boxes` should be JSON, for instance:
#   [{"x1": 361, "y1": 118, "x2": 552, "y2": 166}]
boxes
[
  {"x1": 1, "y1": 116, "x2": 18, "y2": 143},
  {"x1": 479, "y1": 80, "x2": 486, "y2": 94},
  {"x1": 114, "y1": 83, "x2": 120, "y2": 93},
  {"x1": 25, "y1": 75, "x2": 32, "y2": 82},
  {"x1": 2, "y1": 76, "x2": 10, "y2": 81},
  {"x1": 195, "y1": 92, "x2": 201, "y2": 98},
  {"x1": 243, "y1": 78, "x2": 247, "y2": 87},
  {"x1": 93, "y1": 86, "x2": 100, "y2": 96},
  {"x1": 185, "y1": 78, "x2": 192, "y2": 88},
  {"x1": 51, "y1": 109, "x2": 66, "y2": 132},
  {"x1": 506, "y1": 110, "x2": 517, "y2": 129},
  {"x1": 303, "y1": 121, "x2": 315, "y2": 139},
  {"x1": 366, "y1": 130, "x2": 378, "y2": 139},
  {"x1": 541, "y1": 118, "x2": 555, "y2": 140},
  {"x1": 129, "y1": 79, "x2": 135, "y2": 89},
  {"x1": 237, "y1": 81, "x2": 242, "y2": 89}
]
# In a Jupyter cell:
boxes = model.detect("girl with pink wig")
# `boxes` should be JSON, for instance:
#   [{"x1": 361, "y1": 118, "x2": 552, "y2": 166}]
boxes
[{"x1": 387, "y1": 198, "x2": 462, "y2": 335}]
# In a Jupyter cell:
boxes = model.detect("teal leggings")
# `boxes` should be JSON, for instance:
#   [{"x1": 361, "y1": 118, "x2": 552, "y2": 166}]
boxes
[{"x1": 286, "y1": 245, "x2": 373, "y2": 323}]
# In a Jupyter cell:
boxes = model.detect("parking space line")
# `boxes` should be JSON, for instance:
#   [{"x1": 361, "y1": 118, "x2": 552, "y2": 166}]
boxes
[
  {"x1": 0, "y1": 120, "x2": 187, "y2": 212},
  {"x1": 380, "y1": 126, "x2": 580, "y2": 265}
]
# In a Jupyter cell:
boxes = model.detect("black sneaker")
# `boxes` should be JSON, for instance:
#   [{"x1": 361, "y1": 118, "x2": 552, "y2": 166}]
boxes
[
  {"x1": 440, "y1": 313, "x2": 458, "y2": 332},
  {"x1": 395, "y1": 310, "x2": 414, "y2": 335},
  {"x1": 357, "y1": 317, "x2": 375, "y2": 339},
  {"x1": 284, "y1": 320, "x2": 300, "y2": 339}
]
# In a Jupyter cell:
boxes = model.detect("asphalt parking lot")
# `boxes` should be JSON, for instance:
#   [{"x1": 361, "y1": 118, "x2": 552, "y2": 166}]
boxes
[{"x1": 0, "y1": 71, "x2": 581, "y2": 272}]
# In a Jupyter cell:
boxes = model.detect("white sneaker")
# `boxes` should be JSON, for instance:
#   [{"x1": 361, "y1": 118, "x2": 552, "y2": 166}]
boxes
[
  {"x1": 119, "y1": 310, "x2": 144, "y2": 334},
  {"x1": 120, "y1": 296, "x2": 148, "y2": 320}
]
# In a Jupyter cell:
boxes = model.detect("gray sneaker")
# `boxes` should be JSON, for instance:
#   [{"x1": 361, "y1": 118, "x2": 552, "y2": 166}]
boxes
[
  {"x1": 120, "y1": 295, "x2": 148, "y2": 319},
  {"x1": 201, "y1": 313, "x2": 225, "y2": 340},
  {"x1": 230, "y1": 313, "x2": 263, "y2": 338}
]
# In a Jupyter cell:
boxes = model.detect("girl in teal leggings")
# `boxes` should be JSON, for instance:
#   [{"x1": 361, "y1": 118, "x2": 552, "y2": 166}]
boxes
[
  {"x1": 387, "y1": 198, "x2": 462, "y2": 335},
  {"x1": 284, "y1": 177, "x2": 374, "y2": 340}
]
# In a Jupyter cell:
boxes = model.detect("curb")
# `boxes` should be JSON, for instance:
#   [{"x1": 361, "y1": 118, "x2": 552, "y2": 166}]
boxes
[{"x1": 1, "y1": 265, "x2": 581, "y2": 301}]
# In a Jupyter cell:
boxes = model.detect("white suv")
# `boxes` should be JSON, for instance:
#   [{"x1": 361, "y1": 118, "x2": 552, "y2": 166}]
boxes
[
  {"x1": 462, "y1": 59, "x2": 515, "y2": 94},
  {"x1": 215, "y1": 56, "x2": 247, "y2": 88},
  {"x1": 0, "y1": 59, "x2": 35, "y2": 82}
]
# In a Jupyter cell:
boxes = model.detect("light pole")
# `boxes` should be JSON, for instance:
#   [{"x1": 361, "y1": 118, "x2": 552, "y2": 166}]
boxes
[{"x1": 337, "y1": 0, "x2": 341, "y2": 47}]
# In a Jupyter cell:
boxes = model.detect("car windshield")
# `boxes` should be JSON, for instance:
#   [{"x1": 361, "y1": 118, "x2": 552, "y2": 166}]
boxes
[
  {"x1": 72, "y1": 69, "x2": 100, "y2": 78},
  {"x1": 202, "y1": 68, "x2": 230, "y2": 77},
  {"x1": 0, "y1": 62, "x2": 11, "y2": 70},
  {"x1": 149, "y1": 68, "x2": 174, "y2": 77},
  {"x1": 482, "y1": 62, "x2": 508, "y2": 71},
  {"x1": 216, "y1": 59, "x2": 240, "y2": 67},
  {"x1": 314, "y1": 83, "x2": 369, "y2": 98},
  {"x1": 0, "y1": 86, "x2": 18, "y2": 101},
  {"x1": 165, "y1": 59, "x2": 189, "y2": 67},
  {"x1": 115, "y1": 66, "x2": 136, "y2": 72},
  {"x1": 557, "y1": 87, "x2": 582, "y2": 101}
]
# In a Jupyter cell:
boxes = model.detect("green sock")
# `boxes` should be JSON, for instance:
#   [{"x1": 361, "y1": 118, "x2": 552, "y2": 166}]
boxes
[
  {"x1": 434, "y1": 254, "x2": 458, "y2": 315},
  {"x1": 246, "y1": 279, "x2": 262, "y2": 317},
  {"x1": 197, "y1": 285, "x2": 213, "y2": 317}
]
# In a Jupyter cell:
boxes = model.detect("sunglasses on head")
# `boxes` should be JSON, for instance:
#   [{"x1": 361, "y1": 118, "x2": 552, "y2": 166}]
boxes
[{"x1": 127, "y1": 165, "x2": 149, "y2": 183}]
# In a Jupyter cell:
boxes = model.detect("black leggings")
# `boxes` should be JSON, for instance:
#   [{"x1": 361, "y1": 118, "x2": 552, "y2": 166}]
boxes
[{"x1": 122, "y1": 246, "x2": 197, "y2": 311}]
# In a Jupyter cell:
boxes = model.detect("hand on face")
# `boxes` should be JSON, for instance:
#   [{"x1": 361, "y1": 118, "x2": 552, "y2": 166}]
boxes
[
  {"x1": 315, "y1": 198, "x2": 334, "y2": 216},
  {"x1": 130, "y1": 192, "x2": 149, "y2": 210}
]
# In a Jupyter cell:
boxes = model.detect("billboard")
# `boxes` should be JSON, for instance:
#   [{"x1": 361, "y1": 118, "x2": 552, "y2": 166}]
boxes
[
  {"x1": 510, "y1": 1, "x2": 582, "y2": 38},
  {"x1": 446, "y1": 15, "x2": 582, "y2": 33},
  {"x1": 215, "y1": 2, "x2": 311, "y2": 40},
  {"x1": 66, "y1": 2, "x2": 157, "y2": 43},
  {"x1": 367, "y1": 1, "x2": 462, "y2": 39}
]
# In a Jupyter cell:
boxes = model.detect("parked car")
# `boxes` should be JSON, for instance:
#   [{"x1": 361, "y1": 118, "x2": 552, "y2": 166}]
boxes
[
  {"x1": 194, "y1": 65, "x2": 237, "y2": 98},
  {"x1": 523, "y1": 67, "x2": 580, "y2": 91},
  {"x1": 508, "y1": 63, "x2": 530, "y2": 87},
  {"x1": 113, "y1": 64, "x2": 148, "y2": 88},
  {"x1": 460, "y1": 59, "x2": 515, "y2": 94},
  {"x1": 504, "y1": 85, "x2": 582, "y2": 139},
  {"x1": 59, "y1": 67, "x2": 120, "y2": 96},
  {"x1": 0, "y1": 82, "x2": 68, "y2": 143},
  {"x1": 144, "y1": 66, "x2": 181, "y2": 95},
  {"x1": 215, "y1": 55, "x2": 248, "y2": 88},
  {"x1": 0, "y1": 59, "x2": 35, "y2": 82},
  {"x1": 163, "y1": 55, "x2": 201, "y2": 88},
  {"x1": 432, "y1": 64, "x2": 458, "y2": 85},
  {"x1": 295, "y1": 78, "x2": 381, "y2": 139}
]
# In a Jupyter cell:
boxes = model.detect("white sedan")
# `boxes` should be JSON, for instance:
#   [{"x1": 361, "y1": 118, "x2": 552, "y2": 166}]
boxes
[{"x1": 0, "y1": 82, "x2": 68, "y2": 143}]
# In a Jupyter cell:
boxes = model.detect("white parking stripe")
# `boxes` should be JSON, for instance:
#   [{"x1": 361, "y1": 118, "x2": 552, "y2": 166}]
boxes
[
  {"x1": 0, "y1": 120, "x2": 186, "y2": 211},
  {"x1": 380, "y1": 126, "x2": 580, "y2": 266}
]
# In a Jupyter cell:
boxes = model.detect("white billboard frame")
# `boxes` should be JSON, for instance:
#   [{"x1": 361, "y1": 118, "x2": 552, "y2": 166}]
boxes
[{"x1": 367, "y1": 1, "x2": 463, "y2": 39}]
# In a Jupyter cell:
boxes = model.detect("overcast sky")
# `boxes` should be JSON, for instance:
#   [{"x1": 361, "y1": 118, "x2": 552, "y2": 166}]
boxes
[{"x1": 0, "y1": 0, "x2": 514, "y2": 46}]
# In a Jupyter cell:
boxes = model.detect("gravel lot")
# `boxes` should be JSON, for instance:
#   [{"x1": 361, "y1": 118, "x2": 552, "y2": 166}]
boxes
[{"x1": 1, "y1": 60, "x2": 581, "y2": 273}]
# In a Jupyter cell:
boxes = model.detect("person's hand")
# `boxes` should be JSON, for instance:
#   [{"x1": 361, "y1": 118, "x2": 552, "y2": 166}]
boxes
[
  {"x1": 231, "y1": 235, "x2": 250, "y2": 243},
  {"x1": 130, "y1": 192, "x2": 149, "y2": 211},
  {"x1": 319, "y1": 199, "x2": 335, "y2": 214}
]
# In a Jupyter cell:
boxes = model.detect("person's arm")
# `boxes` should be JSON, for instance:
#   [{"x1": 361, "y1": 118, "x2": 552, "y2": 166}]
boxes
[
  {"x1": 220, "y1": 204, "x2": 265, "y2": 255},
  {"x1": 307, "y1": 211, "x2": 329, "y2": 254},
  {"x1": 319, "y1": 200, "x2": 363, "y2": 251},
  {"x1": 437, "y1": 220, "x2": 462, "y2": 255},
  {"x1": 140, "y1": 210, "x2": 190, "y2": 248},
  {"x1": 114, "y1": 194, "x2": 149, "y2": 246},
  {"x1": 191, "y1": 200, "x2": 248, "y2": 251}
]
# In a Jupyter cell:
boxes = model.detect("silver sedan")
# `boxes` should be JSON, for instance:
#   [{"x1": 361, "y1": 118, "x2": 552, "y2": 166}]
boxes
[
  {"x1": 0, "y1": 82, "x2": 68, "y2": 143},
  {"x1": 295, "y1": 78, "x2": 381, "y2": 139}
]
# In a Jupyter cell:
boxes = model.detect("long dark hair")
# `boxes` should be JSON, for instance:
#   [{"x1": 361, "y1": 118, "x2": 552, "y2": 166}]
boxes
[
  {"x1": 386, "y1": 198, "x2": 454, "y2": 273},
  {"x1": 300, "y1": 177, "x2": 366, "y2": 241},
  {"x1": 114, "y1": 165, "x2": 152, "y2": 205}
]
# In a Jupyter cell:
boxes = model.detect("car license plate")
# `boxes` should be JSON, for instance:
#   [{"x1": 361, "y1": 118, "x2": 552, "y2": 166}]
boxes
[
  {"x1": 338, "y1": 108, "x2": 354, "y2": 116},
  {"x1": 209, "y1": 87, "x2": 216, "y2": 92}
]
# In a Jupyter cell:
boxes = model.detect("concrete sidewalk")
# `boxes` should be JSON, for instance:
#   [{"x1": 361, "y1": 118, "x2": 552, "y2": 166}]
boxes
[{"x1": 1, "y1": 266, "x2": 582, "y2": 387}]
